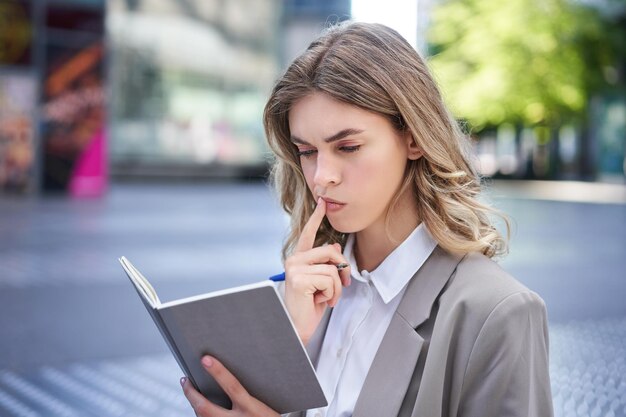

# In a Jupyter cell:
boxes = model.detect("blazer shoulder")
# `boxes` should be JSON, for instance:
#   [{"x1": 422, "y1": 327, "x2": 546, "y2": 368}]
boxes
[{"x1": 439, "y1": 251, "x2": 545, "y2": 321}]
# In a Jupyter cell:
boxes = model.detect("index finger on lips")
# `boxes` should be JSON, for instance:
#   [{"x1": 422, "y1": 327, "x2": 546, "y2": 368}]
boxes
[{"x1": 295, "y1": 198, "x2": 326, "y2": 253}]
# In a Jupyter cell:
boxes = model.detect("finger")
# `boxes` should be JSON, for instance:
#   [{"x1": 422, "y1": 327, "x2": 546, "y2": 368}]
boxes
[
  {"x1": 181, "y1": 377, "x2": 227, "y2": 417},
  {"x1": 329, "y1": 267, "x2": 342, "y2": 307},
  {"x1": 295, "y1": 198, "x2": 326, "y2": 252},
  {"x1": 332, "y1": 243, "x2": 351, "y2": 286},
  {"x1": 287, "y1": 247, "x2": 350, "y2": 291},
  {"x1": 305, "y1": 274, "x2": 337, "y2": 304},
  {"x1": 339, "y1": 265, "x2": 351, "y2": 287},
  {"x1": 306, "y1": 264, "x2": 342, "y2": 307},
  {"x1": 291, "y1": 264, "x2": 339, "y2": 286},
  {"x1": 201, "y1": 356, "x2": 252, "y2": 407},
  {"x1": 289, "y1": 265, "x2": 336, "y2": 291},
  {"x1": 292, "y1": 245, "x2": 348, "y2": 267}
]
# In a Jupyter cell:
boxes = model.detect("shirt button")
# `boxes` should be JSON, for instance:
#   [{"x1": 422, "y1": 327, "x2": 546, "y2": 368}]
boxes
[
  {"x1": 336, "y1": 348, "x2": 343, "y2": 358},
  {"x1": 315, "y1": 412, "x2": 323, "y2": 417}
]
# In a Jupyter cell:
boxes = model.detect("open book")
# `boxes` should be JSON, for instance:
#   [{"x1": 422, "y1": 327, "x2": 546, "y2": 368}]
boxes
[{"x1": 119, "y1": 256, "x2": 327, "y2": 414}]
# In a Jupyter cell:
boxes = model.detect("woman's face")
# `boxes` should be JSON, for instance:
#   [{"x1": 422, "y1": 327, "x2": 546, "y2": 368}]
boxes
[{"x1": 288, "y1": 92, "x2": 420, "y2": 236}]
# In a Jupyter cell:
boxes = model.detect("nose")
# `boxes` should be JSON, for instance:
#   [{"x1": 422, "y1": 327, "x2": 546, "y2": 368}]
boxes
[{"x1": 313, "y1": 152, "x2": 341, "y2": 188}]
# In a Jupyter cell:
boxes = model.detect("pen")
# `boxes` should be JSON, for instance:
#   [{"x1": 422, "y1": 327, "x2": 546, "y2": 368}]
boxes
[{"x1": 269, "y1": 263, "x2": 349, "y2": 282}]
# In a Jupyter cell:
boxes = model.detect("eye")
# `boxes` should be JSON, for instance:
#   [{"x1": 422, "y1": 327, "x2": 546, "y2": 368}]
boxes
[
  {"x1": 339, "y1": 145, "x2": 360, "y2": 153},
  {"x1": 296, "y1": 149, "x2": 317, "y2": 159}
]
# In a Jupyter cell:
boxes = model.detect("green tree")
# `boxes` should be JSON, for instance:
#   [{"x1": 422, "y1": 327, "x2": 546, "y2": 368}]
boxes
[{"x1": 427, "y1": 0, "x2": 625, "y2": 131}]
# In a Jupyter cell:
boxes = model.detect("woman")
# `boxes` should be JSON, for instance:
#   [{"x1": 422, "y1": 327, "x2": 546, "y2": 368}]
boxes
[{"x1": 181, "y1": 21, "x2": 553, "y2": 417}]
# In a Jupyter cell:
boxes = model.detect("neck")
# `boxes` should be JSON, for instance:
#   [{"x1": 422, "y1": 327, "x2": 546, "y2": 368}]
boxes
[{"x1": 354, "y1": 190, "x2": 420, "y2": 272}]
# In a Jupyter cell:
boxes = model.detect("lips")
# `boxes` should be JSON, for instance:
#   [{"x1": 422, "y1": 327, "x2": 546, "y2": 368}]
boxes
[
  {"x1": 320, "y1": 197, "x2": 346, "y2": 205},
  {"x1": 320, "y1": 197, "x2": 346, "y2": 212}
]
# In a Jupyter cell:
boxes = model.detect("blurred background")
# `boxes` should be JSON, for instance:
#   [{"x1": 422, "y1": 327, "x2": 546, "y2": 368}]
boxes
[{"x1": 0, "y1": 0, "x2": 625, "y2": 416}]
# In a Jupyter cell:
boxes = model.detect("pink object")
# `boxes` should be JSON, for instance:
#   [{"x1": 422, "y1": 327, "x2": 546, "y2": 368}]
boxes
[{"x1": 69, "y1": 128, "x2": 108, "y2": 197}]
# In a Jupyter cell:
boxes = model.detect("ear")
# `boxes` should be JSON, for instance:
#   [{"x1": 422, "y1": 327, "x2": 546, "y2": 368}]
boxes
[{"x1": 404, "y1": 132, "x2": 423, "y2": 161}]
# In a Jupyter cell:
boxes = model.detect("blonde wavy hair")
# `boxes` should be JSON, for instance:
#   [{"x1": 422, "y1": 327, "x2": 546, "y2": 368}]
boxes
[{"x1": 263, "y1": 21, "x2": 509, "y2": 260}]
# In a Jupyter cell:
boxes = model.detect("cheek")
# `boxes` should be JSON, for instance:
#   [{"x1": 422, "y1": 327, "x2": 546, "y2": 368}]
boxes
[
  {"x1": 360, "y1": 151, "x2": 407, "y2": 190},
  {"x1": 358, "y1": 155, "x2": 394, "y2": 180},
  {"x1": 301, "y1": 161, "x2": 316, "y2": 190}
]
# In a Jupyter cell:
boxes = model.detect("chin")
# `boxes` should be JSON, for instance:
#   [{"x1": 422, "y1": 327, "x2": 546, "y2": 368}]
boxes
[{"x1": 327, "y1": 218, "x2": 361, "y2": 234}]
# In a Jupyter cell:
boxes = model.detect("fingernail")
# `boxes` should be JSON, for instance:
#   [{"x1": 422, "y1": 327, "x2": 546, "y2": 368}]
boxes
[
  {"x1": 202, "y1": 356, "x2": 214, "y2": 368},
  {"x1": 180, "y1": 377, "x2": 186, "y2": 387},
  {"x1": 317, "y1": 197, "x2": 323, "y2": 205}
]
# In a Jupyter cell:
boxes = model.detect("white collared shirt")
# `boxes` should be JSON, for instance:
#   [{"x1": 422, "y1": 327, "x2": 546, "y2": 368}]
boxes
[{"x1": 306, "y1": 224, "x2": 437, "y2": 417}]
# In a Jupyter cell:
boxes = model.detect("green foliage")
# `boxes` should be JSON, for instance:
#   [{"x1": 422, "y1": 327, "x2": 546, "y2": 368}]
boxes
[{"x1": 427, "y1": 0, "x2": 625, "y2": 130}]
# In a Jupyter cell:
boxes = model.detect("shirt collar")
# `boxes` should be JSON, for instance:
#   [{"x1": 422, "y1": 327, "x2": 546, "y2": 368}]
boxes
[{"x1": 343, "y1": 223, "x2": 438, "y2": 304}]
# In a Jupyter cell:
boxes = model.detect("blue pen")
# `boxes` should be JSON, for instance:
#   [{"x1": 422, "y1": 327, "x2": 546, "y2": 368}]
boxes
[{"x1": 269, "y1": 263, "x2": 349, "y2": 282}]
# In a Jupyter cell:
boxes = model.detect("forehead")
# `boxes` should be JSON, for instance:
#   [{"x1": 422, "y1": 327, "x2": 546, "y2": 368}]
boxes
[{"x1": 288, "y1": 92, "x2": 391, "y2": 139}]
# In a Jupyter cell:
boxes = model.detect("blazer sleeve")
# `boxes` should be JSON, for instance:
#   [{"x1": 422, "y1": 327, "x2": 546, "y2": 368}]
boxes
[{"x1": 457, "y1": 291, "x2": 554, "y2": 417}]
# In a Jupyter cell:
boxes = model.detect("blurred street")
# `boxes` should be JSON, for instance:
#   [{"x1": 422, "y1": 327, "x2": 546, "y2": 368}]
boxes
[{"x1": 0, "y1": 181, "x2": 625, "y2": 417}]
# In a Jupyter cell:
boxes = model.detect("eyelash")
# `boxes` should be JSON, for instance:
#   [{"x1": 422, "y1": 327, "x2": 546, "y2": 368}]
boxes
[{"x1": 296, "y1": 145, "x2": 361, "y2": 158}]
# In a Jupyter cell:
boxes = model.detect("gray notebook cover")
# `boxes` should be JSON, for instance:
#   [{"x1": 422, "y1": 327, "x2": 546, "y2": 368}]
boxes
[{"x1": 121, "y1": 258, "x2": 327, "y2": 414}]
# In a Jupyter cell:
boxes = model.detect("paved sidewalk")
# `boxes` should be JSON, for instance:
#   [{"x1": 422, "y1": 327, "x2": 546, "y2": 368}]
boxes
[
  {"x1": 0, "y1": 181, "x2": 624, "y2": 417},
  {"x1": 0, "y1": 318, "x2": 624, "y2": 417}
]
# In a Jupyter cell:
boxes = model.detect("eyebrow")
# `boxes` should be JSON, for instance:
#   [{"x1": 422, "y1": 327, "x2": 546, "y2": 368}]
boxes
[{"x1": 290, "y1": 128, "x2": 364, "y2": 146}]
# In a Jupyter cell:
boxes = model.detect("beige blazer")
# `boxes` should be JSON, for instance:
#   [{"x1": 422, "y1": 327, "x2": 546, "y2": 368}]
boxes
[{"x1": 286, "y1": 246, "x2": 553, "y2": 417}]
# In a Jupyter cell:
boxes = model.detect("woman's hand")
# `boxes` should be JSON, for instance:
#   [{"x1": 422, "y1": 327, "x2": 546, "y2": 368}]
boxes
[
  {"x1": 181, "y1": 355, "x2": 279, "y2": 417},
  {"x1": 284, "y1": 198, "x2": 351, "y2": 345}
]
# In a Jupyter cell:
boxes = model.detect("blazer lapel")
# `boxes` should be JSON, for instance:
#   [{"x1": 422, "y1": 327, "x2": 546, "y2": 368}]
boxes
[{"x1": 352, "y1": 247, "x2": 464, "y2": 417}]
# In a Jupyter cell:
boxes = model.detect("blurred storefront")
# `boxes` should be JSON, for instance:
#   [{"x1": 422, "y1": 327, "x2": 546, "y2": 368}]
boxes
[
  {"x1": 0, "y1": 0, "x2": 37, "y2": 194},
  {"x1": 44, "y1": 1, "x2": 106, "y2": 195},
  {"x1": 0, "y1": 0, "x2": 286, "y2": 195},
  {"x1": 473, "y1": 104, "x2": 626, "y2": 183},
  {"x1": 593, "y1": 93, "x2": 626, "y2": 182},
  {"x1": 0, "y1": 0, "x2": 107, "y2": 196},
  {"x1": 107, "y1": 0, "x2": 281, "y2": 179}
]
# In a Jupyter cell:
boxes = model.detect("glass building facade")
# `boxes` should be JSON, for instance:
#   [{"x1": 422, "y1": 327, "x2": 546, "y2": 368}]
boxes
[
  {"x1": 107, "y1": 0, "x2": 281, "y2": 178},
  {"x1": 0, "y1": 0, "x2": 284, "y2": 194}
]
